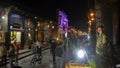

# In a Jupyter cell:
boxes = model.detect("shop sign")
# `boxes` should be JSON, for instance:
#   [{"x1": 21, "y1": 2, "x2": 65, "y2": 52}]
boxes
[{"x1": 9, "y1": 14, "x2": 23, "y2": 29}]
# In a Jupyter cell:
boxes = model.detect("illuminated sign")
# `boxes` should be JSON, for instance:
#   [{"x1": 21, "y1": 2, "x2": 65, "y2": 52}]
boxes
[{"x1": 9, "y1": 14, "x2": 23, "y2": 29}]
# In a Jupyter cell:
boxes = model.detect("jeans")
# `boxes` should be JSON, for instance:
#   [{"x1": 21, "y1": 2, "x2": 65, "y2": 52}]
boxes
[
  {"x1": 15, "y1": 54, "x2": 18, "y2": 66},
  {"x1": 52, "y1": 51, "x2": 55, "y2": 63},
  {"x1": 9, "y1": 56, "x2": 14, "y2": 68},
  {"x1": 56, "y1": 56, "x2": 63, "y2": 68}
]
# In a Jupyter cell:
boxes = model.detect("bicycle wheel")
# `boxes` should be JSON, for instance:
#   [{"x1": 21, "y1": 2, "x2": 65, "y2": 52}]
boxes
[
  {"x1": 30, "y1": 56, "x2": 36, "y2": 68},
  {"x1": 37, "y1": 55, "x2": 42, "y2": 64}
]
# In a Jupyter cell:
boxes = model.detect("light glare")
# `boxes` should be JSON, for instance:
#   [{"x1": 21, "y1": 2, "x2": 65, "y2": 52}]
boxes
[
  {"x1": 2, "y1": 16, "x2": 5, "y2": 19},
  {"x1": 77, "y1": 50, "x2": 84, "y2": 58}
]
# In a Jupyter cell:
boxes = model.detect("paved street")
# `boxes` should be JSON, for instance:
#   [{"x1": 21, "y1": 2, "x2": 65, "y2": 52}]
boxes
[{"x1": 7, "y1": 49, "x2": 57, "y2": 68}]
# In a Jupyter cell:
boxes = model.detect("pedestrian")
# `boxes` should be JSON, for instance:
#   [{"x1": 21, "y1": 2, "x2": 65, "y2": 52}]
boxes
[
  {"x1": 36, "y1": 40, "x2": 39, "y2": 46},
  {"x1": 50, "y1": 39, "x2": 56, "y2": 64},
  {"x1": 49, "y1": 39, "x2": 52, "y2": 54},
  {"x1": 55, "y1": 41, "x2": 64, "y2": 68},
  {"x1": 96, "y1": 25, "x2": 111, "y2": 68},
  {"x1": 8, "y1": 43, "x2": 15, "y2": 68},
  {"x1": 36, "y1": 41, "x2": 42, "y2": 56},
  {"x1": 14, "y1": 42, "x2": 20, "y2": 66},
  {"x1": 0, "y1": 42, "x2": 7, "y2": 68}
]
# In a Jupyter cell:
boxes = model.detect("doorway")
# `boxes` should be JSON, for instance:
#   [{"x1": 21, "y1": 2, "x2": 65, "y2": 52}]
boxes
[{"x1": 10, "y1": 31, "x2": 21, "y2": 45}]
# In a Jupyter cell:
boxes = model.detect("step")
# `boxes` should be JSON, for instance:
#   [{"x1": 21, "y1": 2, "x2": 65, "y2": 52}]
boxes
[
  {"x1": 18, "y1": 51, "x2": 33, "y2": 60},
  {"x1": 0, "y1": 47, "x2": 49, "y2": 66}
]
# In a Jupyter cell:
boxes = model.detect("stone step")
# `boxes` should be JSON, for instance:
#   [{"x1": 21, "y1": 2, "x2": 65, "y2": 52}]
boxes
[{"x1": 0, "y1": 47, "x2": 49, "y2": 66}]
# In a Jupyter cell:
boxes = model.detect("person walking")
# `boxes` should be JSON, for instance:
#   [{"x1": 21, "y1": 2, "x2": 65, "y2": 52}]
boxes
[
  {"x1": 8, "y1": 44, "x2": 15, "y2": 68},
  {"x1": 14, "y1": 42, "x2": 20, "y2": 66},
  {"x1": 55, "y1": 41, "x2": 64, "y2": 68},
  {"x1": 50, "y1": 39, "x2": 56, "y2": 64}
]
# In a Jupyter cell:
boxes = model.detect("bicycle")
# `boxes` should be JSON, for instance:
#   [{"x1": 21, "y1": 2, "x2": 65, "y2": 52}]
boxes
[{"x1": 30, "y1": 45, "x2": 42, "y2": 68}]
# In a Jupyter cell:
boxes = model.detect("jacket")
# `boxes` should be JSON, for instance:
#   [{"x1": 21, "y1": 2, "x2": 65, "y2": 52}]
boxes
[
  {"x1": 96, "y1": 33, "x2": 107, "y2": 55},
  {"x1": 55, "y1": 46, "x2": 63, "y2": 57}
]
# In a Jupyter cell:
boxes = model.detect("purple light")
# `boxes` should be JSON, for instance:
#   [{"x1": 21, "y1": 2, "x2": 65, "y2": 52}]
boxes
[{"x1": 58, "y1": 10, "x2": 68, "y2": 30}]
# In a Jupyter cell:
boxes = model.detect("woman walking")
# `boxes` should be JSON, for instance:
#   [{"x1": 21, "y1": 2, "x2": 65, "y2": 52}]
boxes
[{"x1": 8, "y1": 44, "x2": 15, "y2": 68}]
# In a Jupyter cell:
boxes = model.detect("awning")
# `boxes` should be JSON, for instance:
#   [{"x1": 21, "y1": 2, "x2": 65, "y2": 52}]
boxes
[{"x1": 10, "y1": 28, "x2": 24, "y2": 32}]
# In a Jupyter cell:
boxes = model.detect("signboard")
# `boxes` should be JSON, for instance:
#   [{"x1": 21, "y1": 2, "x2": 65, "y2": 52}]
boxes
[{"x1": 9, "y1": 14, "x2": 23, "y2": 29}]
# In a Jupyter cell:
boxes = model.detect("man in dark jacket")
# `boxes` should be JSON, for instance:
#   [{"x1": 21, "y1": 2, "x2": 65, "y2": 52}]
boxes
[{"x1": 50, "y1": 39, "x2": 56, "y2": 63}]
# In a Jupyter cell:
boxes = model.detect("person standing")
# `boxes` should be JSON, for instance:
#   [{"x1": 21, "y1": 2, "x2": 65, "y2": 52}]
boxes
[{"x1": 96, "y1": 25, "x2": 107, "y2": 68}]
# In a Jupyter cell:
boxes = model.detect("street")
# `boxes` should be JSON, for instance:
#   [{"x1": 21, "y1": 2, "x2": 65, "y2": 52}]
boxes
[{"x1": 7, "y1": 49, "x2": 56, "y2": 68}]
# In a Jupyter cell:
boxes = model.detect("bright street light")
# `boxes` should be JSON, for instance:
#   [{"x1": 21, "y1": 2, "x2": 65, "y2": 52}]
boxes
[
  {"x1": 91, "y1": 18, "x2": 94, "y2": 21},
  {"x1": 34, "y1": 16, "x2": 37, "y2": 19},
  {"x1": 2, "y1": 16, "x2": 5, "y2": 19},
  {"x1": 77, "y1": 49, "x2": 85, "y2": 58},
  {"x1": 90, "y1": 12, "x2": 94, "y2": 17}
]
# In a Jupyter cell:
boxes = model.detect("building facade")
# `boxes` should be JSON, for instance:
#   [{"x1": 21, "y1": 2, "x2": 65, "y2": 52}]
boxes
[
  {"x1": 0, "y1": 6, "x2": 26, "y2": 48},
  {"x1": 0, "y1": 4, "x2": 59, "y2": 49}
]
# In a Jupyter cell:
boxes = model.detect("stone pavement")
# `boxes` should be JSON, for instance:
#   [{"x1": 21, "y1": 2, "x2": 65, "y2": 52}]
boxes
[{"x1": 7, "y1": 49, "x2": 56, "y2": 68}]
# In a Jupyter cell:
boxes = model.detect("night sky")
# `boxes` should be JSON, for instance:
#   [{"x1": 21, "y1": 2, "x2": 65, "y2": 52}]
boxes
[{"x1": 1, "y1": 0, "x2": 93, "y2": 31}]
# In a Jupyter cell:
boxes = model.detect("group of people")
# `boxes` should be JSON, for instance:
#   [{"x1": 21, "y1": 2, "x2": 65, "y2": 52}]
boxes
[
  {"x1": 0, "y1": 42, "x2": 20, "y2": 68},
  {"x1": 48, "y1": 25, "x2": 113, "y2": 68},
  {"x1": 31, "y1": 39, "x2": 65, "y2": 68},
  {"x1": 58, "y1": 25, "x2": 113, "y2": 68},
  {"x1": 49, "y1": 39, "x2": 65, "y2": 68},
  {"x1": 31, "y1": 41, "x2": 42, "y2": 56},
  {"x1": 0, "y1": 25, "x2": 112, "y2": 68}
]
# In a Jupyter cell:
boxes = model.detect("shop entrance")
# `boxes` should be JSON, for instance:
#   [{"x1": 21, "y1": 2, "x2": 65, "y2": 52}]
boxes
[{"x1": 10, "y1": 31, "x2": 21, "y2": 46}]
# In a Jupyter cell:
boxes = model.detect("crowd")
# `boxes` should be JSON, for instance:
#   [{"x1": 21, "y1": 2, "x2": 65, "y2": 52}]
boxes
[
  {"x1": 49, "y1": 25, "x2": 114, "y2": 68},
  {"x1": 0, "y1": 25, "x2": 114, "y2": 68}
]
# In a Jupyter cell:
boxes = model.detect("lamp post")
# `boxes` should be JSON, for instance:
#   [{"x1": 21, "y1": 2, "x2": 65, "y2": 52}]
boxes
[
  {"x1": 88, "y1": 10, "x2": 95, "y2": 34},
  {"x1": 35, "y1": 28, "x2": 38, "y2": 41},
  {"x1": 88, "y1": 10, "x2": 96, "y2": 55}
]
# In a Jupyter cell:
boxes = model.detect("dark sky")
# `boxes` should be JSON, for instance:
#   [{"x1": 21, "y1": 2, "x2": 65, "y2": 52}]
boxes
[{"x1": 2, "y1": 0, "x2": 93, "y2": 31}]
